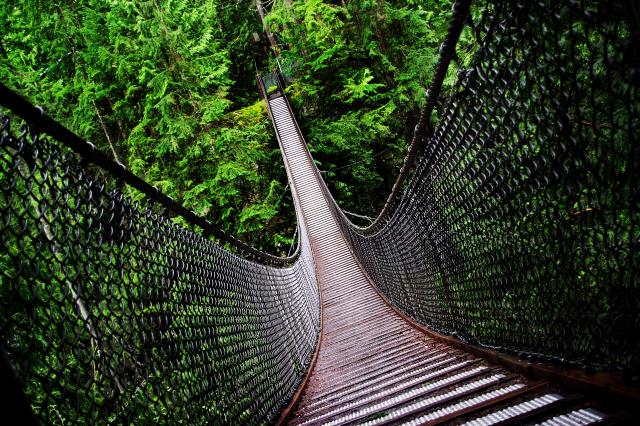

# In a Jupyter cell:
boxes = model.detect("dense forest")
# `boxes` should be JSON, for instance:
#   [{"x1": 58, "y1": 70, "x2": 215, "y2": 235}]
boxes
[
  {"x1": 0, "y1": 0, "x2": 459, "y2": 254},
  {"x1": 2, "y1": 0, "x2": 639, "y2": 423}
]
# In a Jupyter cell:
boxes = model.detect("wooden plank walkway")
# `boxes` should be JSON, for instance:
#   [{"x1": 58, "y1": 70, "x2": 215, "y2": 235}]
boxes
[{"x1": 266, "y1": 93, "x2": 611, "y2": 425}]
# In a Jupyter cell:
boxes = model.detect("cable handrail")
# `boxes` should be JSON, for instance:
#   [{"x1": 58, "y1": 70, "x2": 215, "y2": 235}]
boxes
[
  {"x1": 0, "y1": 81, "x2": 320, "y2": 424},
  {"x1": 0, "y1": 83, "x2": 299, "y2": 266},
  {"x1": 365, "y1": 0, "x2": 472, "y2": 232},
  {"x1": 302, "y1": 0, "x2": 640, "y2": 374}
]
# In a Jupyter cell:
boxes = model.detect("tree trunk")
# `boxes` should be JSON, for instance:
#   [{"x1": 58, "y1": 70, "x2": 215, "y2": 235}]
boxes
[{"x1": 256, "y1": 0, "x2": 280, "y2": 53}]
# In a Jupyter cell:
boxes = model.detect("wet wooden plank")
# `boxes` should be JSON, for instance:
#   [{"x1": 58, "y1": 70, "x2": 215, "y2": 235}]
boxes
[{"x1": 267, "y1": 94, "x2": 612, "y2": 426}]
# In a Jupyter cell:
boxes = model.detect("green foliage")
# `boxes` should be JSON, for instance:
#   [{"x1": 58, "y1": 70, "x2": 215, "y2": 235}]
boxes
[
  {"x1": 4, "y1": 0, "x2": 636, "y2": 421},
  {"x1": 267, "y1": 0, "x2": 455, "y2": 216},
  {"x1": 0, "y1": 0, "x2": 457, "y2": 242},
  {"x1": 0, "y1": 4, "x2": 456, "y2": 418},
  {"x1": 0, "y1": 0, "x2": 295, "y2": 253}
]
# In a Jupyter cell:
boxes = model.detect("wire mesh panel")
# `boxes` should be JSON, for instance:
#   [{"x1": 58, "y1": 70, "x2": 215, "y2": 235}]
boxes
[
  {"x1": 329, "y1": 0, "x2": 640, "y2": 374},
  {"x1": 0, "y1": 102, "x2": 320, "y2": 423},
  {"x1": 261, "y1": 72, "x2": 285, "y2": 96}
]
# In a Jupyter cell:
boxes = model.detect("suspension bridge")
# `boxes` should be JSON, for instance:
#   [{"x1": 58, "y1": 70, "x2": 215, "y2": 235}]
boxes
[{"x1": 1, "y1": 0, "x2": 639, "y2": 424}]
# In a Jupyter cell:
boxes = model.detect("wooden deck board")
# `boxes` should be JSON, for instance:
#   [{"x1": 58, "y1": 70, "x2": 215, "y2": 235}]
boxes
[{"x1": 267, "y1": 94, "x2": 608, "y2": 426}]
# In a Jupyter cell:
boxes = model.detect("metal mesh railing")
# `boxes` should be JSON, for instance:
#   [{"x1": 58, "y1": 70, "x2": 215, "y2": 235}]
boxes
[
  {"x1": 2, "y1": 0, "x2": 639, "y2": 422},
  {"x1": 260, "y1": 72, "x2": 287, "y2": 97},
  {"x1": 0, "y1": 87, "x2": 320, "y2": 423},
  {"x1": 326, "y1": 0, "x2": 640, "y2": 374}
]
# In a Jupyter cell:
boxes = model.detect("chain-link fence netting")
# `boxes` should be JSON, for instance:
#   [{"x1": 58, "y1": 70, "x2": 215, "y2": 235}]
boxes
[
  {"x1": 0, "y1": 91, "x2": 320, "y2": 423},
  {"x1": 328, "y1": 0, "x2": 639, "y2": 374}
]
